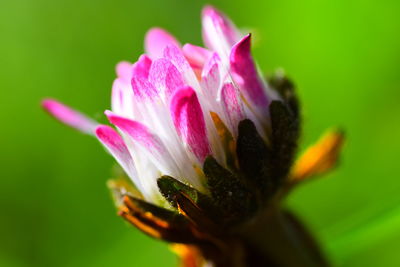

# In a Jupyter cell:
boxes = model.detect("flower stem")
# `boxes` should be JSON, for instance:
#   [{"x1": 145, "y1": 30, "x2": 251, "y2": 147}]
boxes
[
  {"x1": 236, "y1": 206, "x2": 329, "y2": 267},
  {"x1": 191, "y1": 205, "x2": 330, "y2": 267}
]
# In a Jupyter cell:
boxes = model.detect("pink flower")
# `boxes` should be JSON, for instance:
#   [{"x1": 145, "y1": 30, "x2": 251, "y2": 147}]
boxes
[{"x1": 42, "y1": 6, "x2": 279, "y2": 203}]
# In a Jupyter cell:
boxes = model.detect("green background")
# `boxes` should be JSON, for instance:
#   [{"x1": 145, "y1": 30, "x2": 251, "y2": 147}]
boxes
[{"x1": 1, "y1": 0, "x2": 399, "y2": 266}]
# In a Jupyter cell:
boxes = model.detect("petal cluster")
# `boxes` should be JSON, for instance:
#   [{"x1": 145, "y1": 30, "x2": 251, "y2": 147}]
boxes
[{"x1": 43, "y1": 6, "x2": 278, "y2": 203}]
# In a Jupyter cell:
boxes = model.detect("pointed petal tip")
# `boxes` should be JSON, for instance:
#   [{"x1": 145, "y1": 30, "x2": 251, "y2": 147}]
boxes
[
  {"x1": 230, "y1": 34, "x2": 251, "y2": 58},
  {"x1": 230, "y1": 34, "x2": 269, "y2": 108},
  {"x1": 42, "y1": 98, "x2": 97, "y2": 135}
]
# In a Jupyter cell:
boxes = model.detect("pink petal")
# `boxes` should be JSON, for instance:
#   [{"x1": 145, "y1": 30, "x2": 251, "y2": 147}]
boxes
[
  {"x1": 163, "y1": 45, "x2": 192, "y2": 72},
  {"x1": 182, "y1": 44, "x2": 212, "y2": 70},
  {"x1": 201, "y1": 5, "x2": 241, "y2": 52},
  {"x1": 164, "y1": 45, "x2": 199, "y2": 87},
  {"x1": 111, "y1": 78, "x2": 134, "y2": 116},
  {"x1": 202, "y1": 52, "x2": 221, "y2": 78},
  {"x1": 42, "y1": 99, "x2": 98, "y2": 135},
  {"x1": 132, "y1": 55, "x2": 152, "y2": 79},
  {"x1": 116, "y1": 61, "x2": 133, "y2": 83},
  {"x1": 201, "y1": 61, "x2": 220, "y2": 100},
  {"x1": 165, "y1": 66, "x2": 186, "y2": 99},
  {"x1": 221, "y1": 83, "x2": 245, "y2": 136},
  {"x1": 148, "y1": 58, "x2": 185, "y2": 99},
  {"x1": 95, "y1": 125, "x2": 138, "y2": 182},
  {"x1": 230, "y1": 34, "x2": 269, "y2": 108},
  {"x1": 145, "y1": 27, "x2": 181, "y2": 59},
  {"x1": 128, "y1": 53, "x2": 156, "y2": 104},
  {"x1": 131, "y1": 76, "x2": 158, "y2": 101},
  {"x1": 170, "y1": 86, "x2": 211, "y2": 162},
  {"x1": 105, "y1": 111, "x2": 165, "y2": 156},
  {"x1": 111, "y1": 79, "x2": 124, "y2": 111}
]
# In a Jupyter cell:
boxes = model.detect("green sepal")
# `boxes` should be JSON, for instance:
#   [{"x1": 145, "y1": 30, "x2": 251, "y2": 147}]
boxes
[
  {"x1": 157, "y1": 175, "x2": 217, "y2": 211},
  {"x1": 157, "y1": 175, "x2": 223, "y2": 227},
  {"x1": 236, "y1": 119, "x2": 274, "y2": 199},
  {"x1": 268, "y1": 71, "x2": 300, "y2": 117},
  {"x1": 203, "y1": 156, "x2": 258, "y2": 224},
  {"x1": 157, "y1": 175, "x2": 200, "y2": 207},
  {"x1": 269, "y1": 100, "x2": 300, "y2": 184},
  {"x1": 127, "y1": 195, "x2": 184, "y2": 223},
  {"x1": 108, "y1": 178, "x2": 189, "y2": 228}
]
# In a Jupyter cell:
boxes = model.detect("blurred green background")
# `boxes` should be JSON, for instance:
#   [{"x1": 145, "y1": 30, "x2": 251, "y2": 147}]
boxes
[{"x1": 1, "y1": 0, "x2": 399, "y2": 266}]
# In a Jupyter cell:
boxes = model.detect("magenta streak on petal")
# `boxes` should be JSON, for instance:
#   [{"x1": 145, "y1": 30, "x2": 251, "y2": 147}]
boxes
[
  {"x1": 201, "y1": 53, "x2": 221, "y2": 101},
  {"x1": 202, "y1": 5, "x2": 240, "y2": 50},
  {"x1": 182, "y1": 44, "x2": 211, "y2": 70},
  {"x1": 106, "y1": 111, "x2": 165, "y2": 156},
  {"x1": 145, "y1": 28, "x2": 181, "y2": 59},
  {"x1": 131, "y1": 76, "x2": 158, "y2": 101},
  {"x1": 96, "y1": 125, "x2": 129, "y2": 154},
  {"x1": 201, "y1": 63, "x2": 220, "y2": 99},
  {"x1": 130, "y1": 55, "x2": 156, "y2": 100},
  {"x1": 165, "y1": 64, "x2": 185, "y2": 99},
  {"x1": 149, "y1": 58, "x2": 185, "y2": 99},
  {"x1": 42, "y1": 99, "x2": 98, "y2": 135},
  {"x1": 221, "y1": 83, "x2": 245, "y2": 136},
  {"x1": 163, "y1": 45, "x2": 192, "y2": 72},
  {"x1": 202, "y1": 52, "x2": 221, "y2": 78},
  {"x1": 132, "y1": 55, "x2": 152, "y2": 79},
  {"x1": 230, "y1": 34, "x2": 269, "y2": 107},
  {"x1": 95, "y1": 125, "x2": 137, "y2": 180},
  {"x1": 111, "y1": 79, "x2": 126, "y2": 112},
  {"x1": 170, "y1": 86, "x2": 211, "y2": 162}
]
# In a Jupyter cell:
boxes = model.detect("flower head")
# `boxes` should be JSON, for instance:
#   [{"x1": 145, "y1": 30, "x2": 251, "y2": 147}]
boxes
[
  {"x1": 43, "y1": 6, "x2": 283, "y2": 204},
  {"x1": 43, "y1": 6, "x2": 344, "y2": 266}
]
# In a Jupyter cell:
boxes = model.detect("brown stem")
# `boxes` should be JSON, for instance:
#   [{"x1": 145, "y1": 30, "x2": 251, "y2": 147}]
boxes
[
  {"x1": 236, "y1": 206, "x2": 329, "y2": 267},
  {"x1": 191, "y1": 206, "x2": 330, "y2": 267}
]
